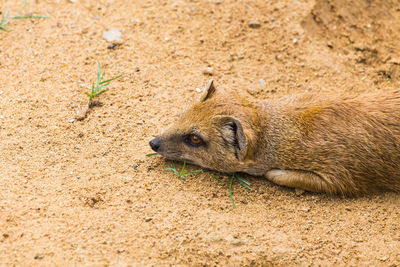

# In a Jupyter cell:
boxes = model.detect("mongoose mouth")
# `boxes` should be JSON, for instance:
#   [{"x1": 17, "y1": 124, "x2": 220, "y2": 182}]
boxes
[
  {"x1": 149, "y1": 137, "x2": 186, "y2": 161},
  {"x1": 160, "y1": 152, "x2": 185, "y2": 162}
]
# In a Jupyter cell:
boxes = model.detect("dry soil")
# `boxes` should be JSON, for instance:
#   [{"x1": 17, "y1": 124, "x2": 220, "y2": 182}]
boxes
[{"x1": 0, "y1": 0, "x2": 399, "y2": 266}]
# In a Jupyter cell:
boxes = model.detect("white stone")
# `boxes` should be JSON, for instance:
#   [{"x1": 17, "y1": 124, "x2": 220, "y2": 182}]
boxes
[
  {"x1": 202, "y1": 67, "x2": 213, "y2": 75},
  {"x1": 103, "y1": 29, "x2": 122, "y2": 43}
]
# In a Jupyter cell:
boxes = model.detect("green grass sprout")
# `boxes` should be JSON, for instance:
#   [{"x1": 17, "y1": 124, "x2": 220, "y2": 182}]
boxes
[
  {"x1": 78, "y1": 62, "x2": 124, "y2": 101},
  {"x1": 166, "y1": 161, "x2": 203, "y2": 180},
  {"x1": 229, "y1": 175, "x2": 236, "y2": 208},
  {"x1": 0, "y1": 0, "x2": 49, "y2": 32},
  {"x1": 234, "y1": 173, "x2": 252, "y2": 190},
  {"x1": 74, "y1": 63, "x2": 124, "y2": 121},
  {"x1": 212, "y1": 173, "x2": 252, "y2": 208},
  {"x1": 144, "y1": 154, "x2": 250, "y2": 207},
  {"x1": 146, "y1": 153, "x2": 159, "y2": 157},
  {"x1": 211, "y1": 174, "x2": 226, "y2": 185}
]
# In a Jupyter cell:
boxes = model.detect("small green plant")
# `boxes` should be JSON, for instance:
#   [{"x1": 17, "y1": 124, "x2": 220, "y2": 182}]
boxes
[
  {"x1": 145, "y1": 153, "x2": 251, "y2": 207},
  {"x1": 166, "y1": 161, "x2": 203, "y2": 180},
  {"x1": 0, "y1": 0, "x2": 49, "y2": 32},
  {"x1": 146, "y1": 153, "x2": 159, "y2": 157},
  {"x1": 78, "y1": 62, "x2": 124, "y2": 101},
  {"x1": 212, "y1": 173, "x2": 252, "y2": 208},
  {"x1": 74, "y1": 63, "x2": 124, "y2": 121}
]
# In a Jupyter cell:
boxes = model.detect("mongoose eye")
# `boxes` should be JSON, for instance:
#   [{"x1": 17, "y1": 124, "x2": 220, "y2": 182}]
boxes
[{"x1": 185, "y1": 134, "x2": 204, "y2": 147}]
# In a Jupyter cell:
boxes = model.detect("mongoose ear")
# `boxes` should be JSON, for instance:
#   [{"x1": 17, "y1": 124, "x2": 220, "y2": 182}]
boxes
[
  {"x1": 212, "y1": 116, "x2": 247, "y2": 160},
  {"x1": 200, "y1": 79, "x2": 216, "y2": 102}
]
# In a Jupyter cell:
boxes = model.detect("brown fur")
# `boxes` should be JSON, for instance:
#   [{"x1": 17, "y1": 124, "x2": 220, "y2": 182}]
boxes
[{"x1": 150, "y1": 80, "x2": 400, "y2": 196}]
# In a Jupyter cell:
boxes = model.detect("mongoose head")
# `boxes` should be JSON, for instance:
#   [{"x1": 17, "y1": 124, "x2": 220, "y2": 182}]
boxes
[{"x1": 149, "y1": 80, "x2": 259, "y2": 173}]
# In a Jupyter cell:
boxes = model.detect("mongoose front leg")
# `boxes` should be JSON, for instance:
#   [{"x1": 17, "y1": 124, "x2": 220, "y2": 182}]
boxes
[{"x1": 266, "y1": 169, "x2": 332, "y2": 194}]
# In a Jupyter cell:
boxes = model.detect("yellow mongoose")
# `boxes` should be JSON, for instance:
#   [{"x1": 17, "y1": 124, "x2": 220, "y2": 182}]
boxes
[{"x1": 150, "y1": 80, "x2": 400, "y2": 196}]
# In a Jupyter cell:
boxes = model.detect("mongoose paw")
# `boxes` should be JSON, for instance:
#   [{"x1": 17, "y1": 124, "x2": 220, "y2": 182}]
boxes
[{"x1": 266, "y1": 169, "x2": 330, "y2": 193}]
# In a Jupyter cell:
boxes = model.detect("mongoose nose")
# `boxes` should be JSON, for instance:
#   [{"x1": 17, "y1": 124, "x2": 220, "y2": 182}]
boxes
[{"x1": 149, "y1": 137, "x2": 161, "y2": 152}]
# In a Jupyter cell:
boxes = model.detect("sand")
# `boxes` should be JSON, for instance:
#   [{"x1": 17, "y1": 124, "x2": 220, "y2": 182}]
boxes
[{"x1": 0, "y1": 0, "x2": 399, "y2": 265}]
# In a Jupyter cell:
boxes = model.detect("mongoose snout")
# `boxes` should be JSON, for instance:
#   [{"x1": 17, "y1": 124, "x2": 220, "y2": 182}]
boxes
[
  {"x1": 151, "y1": 80, "x2": 400, "y2": 196},
  {"x1": 149, "y1": 137, "x2": 161, "y2": 152}
]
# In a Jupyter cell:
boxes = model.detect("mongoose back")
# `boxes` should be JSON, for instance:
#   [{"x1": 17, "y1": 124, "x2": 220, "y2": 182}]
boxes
[{"x1": 150, "y1": 80, "x2": 400, "y2": 196}]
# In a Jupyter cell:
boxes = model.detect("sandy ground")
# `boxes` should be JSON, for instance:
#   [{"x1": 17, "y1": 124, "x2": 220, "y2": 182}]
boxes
[{"x1": 0, "y1": 0, "x2": 399, "y2": 265}]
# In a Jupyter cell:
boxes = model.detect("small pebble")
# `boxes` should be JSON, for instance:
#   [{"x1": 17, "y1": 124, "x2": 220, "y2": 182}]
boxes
[
  {"x1": 248, "y1": 21, "x2": 261, "y2": 28},
  {"x1": 293, "y1": 38, "x2": 298, "y2": 44},
  {"x1": 228, "y1": 236, "x2": 246, "y2": 246},
  {"x1": 137, "y1": 120, "x2": 144, "y2": 125},
  {"x1": 202, "y1": 67, "x2": 213, "y2": 75},
  {"x1": 301, "y1": 206, "x2": 311, "y2": 212},
  {"x1": 103, "y1": 29, "x2": 122, "y2": 43},
  {"x1": 246, "y1": 88, "x2": 258, "y2": 96},
  {"x1": 295, "y1": 188, "x2": 305, "y2": 196},
  {"x1": 70, "y1": 24, "x2": 75, "y2": 29},
  {"x1": 34, "y1": 254, "x2": 43, "y2": 260},
  {"x1": 145, "y1": 217, "x2": 152, "y2": 222},
  {"x1": 379, "y1": 256, "x2": 388, "y2": 262},
  {"x1": 0, "y1": 90, "x2": 3, "y2": 94},
  {"x1": 0, "y1": 115, "x2": 4, "y2": 119},
  {"x1": 69, "y1": 0, "x2": 76, "y2": 2},
  {"x1": 68, "y1": 119, "x2": 75, "y2": 123},
  {"x1": 107, "y1": 43, "x2": 117, "y2": 49},
  {"x1": 195, "y1": 87, "x2": 202, "y2": 93},
  {"x1": 76, "y1": 104, "x2": 89, "y2": 121},
  {"x1": 259, "y1": 79, "x2": 265, "y2": 84}
]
